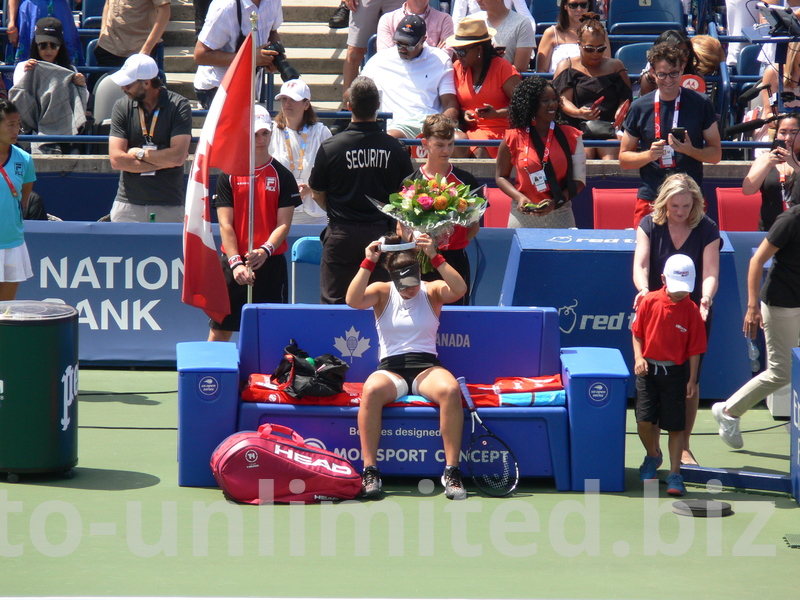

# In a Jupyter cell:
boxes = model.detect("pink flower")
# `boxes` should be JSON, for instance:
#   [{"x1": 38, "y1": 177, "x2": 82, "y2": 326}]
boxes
[
  {"x1": 417, "y1": 195, "x2": 433, "y2": 209},
  {"x1": 446, "y1": 187, "x2": 458, "y2": 197}
]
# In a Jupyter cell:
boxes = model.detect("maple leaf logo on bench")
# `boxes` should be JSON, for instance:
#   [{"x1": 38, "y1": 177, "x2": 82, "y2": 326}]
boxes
[{"x1": 334, "y1": 326, "x2": 371, "y2": 363}]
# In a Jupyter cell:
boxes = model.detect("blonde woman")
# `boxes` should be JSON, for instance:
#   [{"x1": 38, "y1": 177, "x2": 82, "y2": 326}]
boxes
[{"x1": 633, "y1": 173, "x2": 721, "y2": 466}]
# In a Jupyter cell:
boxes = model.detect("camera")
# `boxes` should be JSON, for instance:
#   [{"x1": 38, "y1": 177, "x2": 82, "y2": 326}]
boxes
[{"x1": 264, "y1": 40, "x2": 300, "y2": 83}]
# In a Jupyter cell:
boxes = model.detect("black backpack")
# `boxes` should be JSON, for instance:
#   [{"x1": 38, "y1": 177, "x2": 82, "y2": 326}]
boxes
[{"x1": 270, "y1": 339, "x2": 349, "y2": 398}]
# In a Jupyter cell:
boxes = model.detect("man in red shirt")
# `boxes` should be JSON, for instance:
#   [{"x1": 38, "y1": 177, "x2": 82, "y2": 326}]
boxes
[
  {"x1": 631, "y1": 253, "x2": 707, "y2": 496},
  {"x1": 208, "y1": 105, "x2": 301, "y2": 341}
]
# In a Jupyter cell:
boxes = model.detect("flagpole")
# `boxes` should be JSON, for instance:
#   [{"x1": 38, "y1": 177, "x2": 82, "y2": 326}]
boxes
[{"x1": 247, "y1": 12, "x2": 259, "y2": 304}]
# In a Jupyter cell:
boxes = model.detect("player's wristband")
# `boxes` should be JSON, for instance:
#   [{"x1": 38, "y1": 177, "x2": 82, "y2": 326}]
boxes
[
  {"x1": 360, "y1": 258, "x2": 376, "y2": 272},
  {"x1": 431, "y1": 254, "x2": 446, "y2": 269},
  {"x1": 228, "y1": 255, "x2": 244, "y2": 269},
  {"x1": 260, "y1": 241, "x2": 275, "y2": 257}
]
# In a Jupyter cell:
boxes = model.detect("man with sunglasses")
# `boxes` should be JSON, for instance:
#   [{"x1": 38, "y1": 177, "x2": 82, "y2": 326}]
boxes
[
  {"x1": 619, "y1": 43, "x2": 721, "y2": 228},
  {"x1": 360, "y1": 15, "x2": 459, "y2": 139}
]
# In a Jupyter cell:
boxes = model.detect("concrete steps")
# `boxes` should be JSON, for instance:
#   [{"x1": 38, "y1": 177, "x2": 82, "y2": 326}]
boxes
[{"x1": 164, "y1": 0, "x2": 347, "y2": 108}]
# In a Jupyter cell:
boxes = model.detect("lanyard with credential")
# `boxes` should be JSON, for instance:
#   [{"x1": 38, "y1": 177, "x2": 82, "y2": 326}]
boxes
[
  {"x1": 524, "y1": 121, "x2": 555, "y2": 174},
  {"x1": 283, "y1": 126, "x2": 308, "y2": 173},
  {"x1": 653, "y1": 89, "x2": 680, "y2": 140},
  {"x1": 0, "y1": 163, "x2": 18, "y2": 201},
  {"x1": 138, "y1": 106, "x2": 160, "y2": 145}
]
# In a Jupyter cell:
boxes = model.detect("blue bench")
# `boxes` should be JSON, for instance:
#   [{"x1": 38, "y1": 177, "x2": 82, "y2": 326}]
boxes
[{"x1": 177, "y1": 305, "x2": 629, "y2": 492}]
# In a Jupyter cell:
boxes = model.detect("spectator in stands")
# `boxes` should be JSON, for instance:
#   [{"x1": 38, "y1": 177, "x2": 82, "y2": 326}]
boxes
[
  {"x1": 712, "y1": 203, "x2": 800, "y2": 450},
  {"x1": 0, "y1": 99, "x2": 36, "y2": 301},
  {"x1": 451, "y1": 0, "x2": 536, "y2": 33},
  {"x1": 742, "y1": 115, "x2": 800, "y2": 231},
  {"x1": 495, "y1": 76, "x2": 586, "y2": 228},
  {"x1": 309, "y1": 76, "x2": 413, "y2": 304},
  {"x1": 269, "y1": 79, "x2": 332, "y2": 226},
  {"x1": 9, "y1": 17, "x2": 88, "y2": 155},
  {"x1": 94, "y1": 0, "x2": 170, "y2": 68},
  {"x1": 108, "y1": 54, "x2": 192, "y2": 223},
  {"x1": 632, "y1": 253, "x2": 707, "y2": 496},
  {"x1": 692, "y1": 35, "x2": 725, "y2": 78},
  {"x1": 346, "y1": 232, "x2": 468, "y2": 500},
  {"x1": 6, "y1": 0, "x2": 83, "y2": 66},
  {"x1": 194, "y1": 0, "x2": 283, "y2": 109},
  {"x1": 208, "y1": 105, "x2": 300, "y2": 342},
  {"x1": 538, "y1": 0, "x2": 609, "y2": 74},
  {"x1": 619, "y1": 43, "x2": 721, "y2": 229},
  {"x1": 633, "y1": 173, "x2": 720, "y2": 466},
  {"x1": 376, "y1": 0, "x2": 453, "y2": 51},
  {"x1": 448, "y1": 17, "x2": 520, "y2": 158},
  {"x1": 761, "y1": 42, "x2": 800, "y2": 119},
  {"x1": 341, "y1": 0, "x2": 405, "y2": 101},
  {"x1": 725, "y1": 0, "x2": 757, "y2": 69},
  {"x1": 639, "y1": 30, "x2": 702, "y2": 96},
  {"x1": 360, "y1": 16, "x2": 460, "y2": 139},
  {"x1": 406, "y1": 114, "x2": 482, "y2": 304},
  {"x1": 470, "y1": 0, "x2": 535, "y2": 73},
  {"x1": 552, "y1": 13, "x2": 631, "y2": 160}
]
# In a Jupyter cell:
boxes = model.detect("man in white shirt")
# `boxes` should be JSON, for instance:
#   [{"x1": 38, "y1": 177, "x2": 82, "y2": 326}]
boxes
[
  {"x1": 193, "y1": 0, "x2": 283, "y2": 108},
  {"x1": 360, "y1": 15, "x2": 460, "y2": 139}
]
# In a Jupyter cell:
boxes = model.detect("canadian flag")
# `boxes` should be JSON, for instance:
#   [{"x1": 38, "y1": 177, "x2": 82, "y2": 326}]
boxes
[{"x1": 182, "y1": 34, "x2": 255, "y2": 322}]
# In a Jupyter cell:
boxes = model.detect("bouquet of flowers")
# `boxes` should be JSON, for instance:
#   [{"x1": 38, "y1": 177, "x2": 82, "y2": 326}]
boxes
[{"x1": 371, "y1": 174, "x2": 487, "y2": 273}]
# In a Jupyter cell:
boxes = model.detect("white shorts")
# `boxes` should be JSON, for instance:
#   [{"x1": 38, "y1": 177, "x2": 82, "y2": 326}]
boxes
[{"x1": 0, "y1": 242, "x2": 33, "y2": 282}]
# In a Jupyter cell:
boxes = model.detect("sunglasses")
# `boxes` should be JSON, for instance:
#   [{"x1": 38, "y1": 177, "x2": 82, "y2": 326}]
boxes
[
  {"x1": 567, "y1": 2, "x2": 589, "y2": 9},
  {"x1": 37, "y1": 42, "x2": 60, "y2": 51},
  {"x1": 581, "y1": 45, "x2": 607, "y2": 54},
  {"x1": 395, "y1": 40, "x2": 422, "y2": 51},
  {"x1": 452, "y1": 45, "x2": 479, "y2": 58}
]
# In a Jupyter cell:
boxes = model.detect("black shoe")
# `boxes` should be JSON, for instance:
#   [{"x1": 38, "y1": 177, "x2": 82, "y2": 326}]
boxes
[
  {"x1": 328, "y1": 2, "x2": 350, "y2": 28},
  {"x1": 361, "y1": 465, "x2": 382, "y2": 498},
  {"x1": 441, "y1": 466, "x2": 467, "y2": 500}
]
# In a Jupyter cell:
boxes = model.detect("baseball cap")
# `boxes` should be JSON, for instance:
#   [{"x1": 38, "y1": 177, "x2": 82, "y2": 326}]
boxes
[
  {"x1": 394, "y1": 15, "x2": 426, "y2": 46},
  {"x1": 275, "y1": 79, "x2": 311, "y2": 102},
  {"x1": 34, "y1": 17, "x2": 64, "y2": 46},
  {"x1": 110, "y1": 54, "x2": 159, "y2": 86},
  {"x1": 663, "y1": 254, "x2": 696, "y2": 294},
  {"x1": 254, "y1": 104, "x2": 274, "y2": 132}
]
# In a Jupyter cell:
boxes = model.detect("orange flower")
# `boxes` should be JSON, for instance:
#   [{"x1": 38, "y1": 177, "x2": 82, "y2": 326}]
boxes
[
  {"x1": 433, "y1": 195, "x2": 449, "y2": 210},
  {"x1": 457, "y1": 198, "x2": 468, "y2": 212}
]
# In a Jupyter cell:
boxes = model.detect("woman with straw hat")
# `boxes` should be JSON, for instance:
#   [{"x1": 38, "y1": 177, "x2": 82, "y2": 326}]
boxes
[{"x1": 447, "y1": 17, "x2": 521, "y2": 158}]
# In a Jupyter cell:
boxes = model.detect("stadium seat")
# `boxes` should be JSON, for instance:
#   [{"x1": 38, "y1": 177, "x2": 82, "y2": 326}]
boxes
[
  {"x1": 291, "y1": 236, "x2": 323, "y2": 303},
  {"x1": 528, "y1": 0, "x2": 561, "y2": 34},
  {"x1": 81, "y1": 0, "x2": 104, "y2": 28},
  {"x1": 592, "y1": 188, "x2": 638, "y2": 229},
  {"x1": 86, "y1": 38, "x2": 98, "y2": 67},
  {"x1": 716, "y1": 188, "x2": 760, "y2": 231},
  {"x1": 607, "y1": 0, "x2": 684, "y2": 35},
  {"x1": 736, "y1": 43, "x2": 762, "y2": 102},
  {"x1": 614, "y1": 42, "x2": 652, "y2": 76},
  {"x1": 361, "y1": 34, "x2": 378, "y2": 68},
  {"x1": 483, "y1": 187, "x2": 512, "y2": 228}
]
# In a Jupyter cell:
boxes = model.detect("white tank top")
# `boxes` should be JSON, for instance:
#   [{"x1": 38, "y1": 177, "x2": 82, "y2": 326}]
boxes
[
  {"x1": 549, "y1": 42, "x2": 581, "y2": 73},
  {"x1": 376, "y1": 281, "x2": 439, "y2": 360}
]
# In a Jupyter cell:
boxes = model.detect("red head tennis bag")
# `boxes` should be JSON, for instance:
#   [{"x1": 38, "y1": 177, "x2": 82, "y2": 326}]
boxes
[{"x1": 210, "y1": 423, "x2": 362, "y2": 504}]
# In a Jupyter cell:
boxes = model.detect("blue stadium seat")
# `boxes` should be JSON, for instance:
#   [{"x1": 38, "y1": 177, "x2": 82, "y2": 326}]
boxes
[
  {"x1": 81, "y1": 0, "x2": 104, "y2": 29},
  {"x1": 614, "y1": 42, "x2": 652, "y2": 76},
  {"x1": 361, "y1": 33, "x2": 378, "y2": 68},
  {"x1": 291, "y1": 237, "x2": 323, "y2": 303},
  {"x1": 608, "y1": 0, "x2": 684, "y2": 35},
  {"x1": 528, "y1": 0, "x2": 561, "y2": 34}
]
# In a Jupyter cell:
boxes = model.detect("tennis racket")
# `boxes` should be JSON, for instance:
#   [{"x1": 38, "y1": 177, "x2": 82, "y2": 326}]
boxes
[{"x1": 457, "y1": 377, "x2": 520, "y2": 497}]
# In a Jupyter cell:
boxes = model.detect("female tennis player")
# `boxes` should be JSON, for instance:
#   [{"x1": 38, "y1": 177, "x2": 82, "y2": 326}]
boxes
[{"x1": 346, "y1": 232, "x2": 467, "y2": 500}]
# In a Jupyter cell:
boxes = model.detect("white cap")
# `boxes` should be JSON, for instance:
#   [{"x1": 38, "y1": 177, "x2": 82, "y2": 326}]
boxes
[
  {"x1": 274, "y1": 79, "x2": 311, "y2": 102},
  {"x1": 254, "y1": 104, "x2": 273, "y2": 132},
  {"x1": 663, "y1": 254, "x2": 696, "y2": 294},
  {"x1": 110, "y1": 53, "x2": 159, "y2": 86}
]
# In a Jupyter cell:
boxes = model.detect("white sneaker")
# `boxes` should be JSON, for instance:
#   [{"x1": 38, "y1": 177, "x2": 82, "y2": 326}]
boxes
[{"x1": 712, "y1": 402, "x2": 743, "y2": 449}]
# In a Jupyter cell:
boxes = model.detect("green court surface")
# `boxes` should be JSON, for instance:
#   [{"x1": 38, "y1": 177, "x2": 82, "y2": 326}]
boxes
[{"x1": 0, "y1": 369, "x2": 798, "y2": 599}]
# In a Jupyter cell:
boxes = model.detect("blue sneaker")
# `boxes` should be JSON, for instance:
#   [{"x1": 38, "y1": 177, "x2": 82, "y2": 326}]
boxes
[
  {"x1": 666, "y1": 473, "x2": 686, "y2": 496},
  {"x1": 639, "y1": 454, "x2": 660, "y2": 481}
]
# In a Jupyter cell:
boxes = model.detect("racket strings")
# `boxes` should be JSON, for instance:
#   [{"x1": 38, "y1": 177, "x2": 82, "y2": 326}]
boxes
[{"x1": 468, "y1": 434, "x2": 517, "y2": 495}]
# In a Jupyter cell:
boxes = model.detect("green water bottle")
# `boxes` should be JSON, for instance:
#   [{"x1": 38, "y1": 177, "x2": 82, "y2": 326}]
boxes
[{"x1": 149, "y1": 212, "x2": 156, "y2": 223}]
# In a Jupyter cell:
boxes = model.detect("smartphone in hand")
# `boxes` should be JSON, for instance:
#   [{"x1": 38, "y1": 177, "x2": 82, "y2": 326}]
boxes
[
  {"x1": 771, "y1": 138, "x2": 787, "y2": 150},
  {"x1": 671, "y1": 127, "x2": 686, "y2": 142}
]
